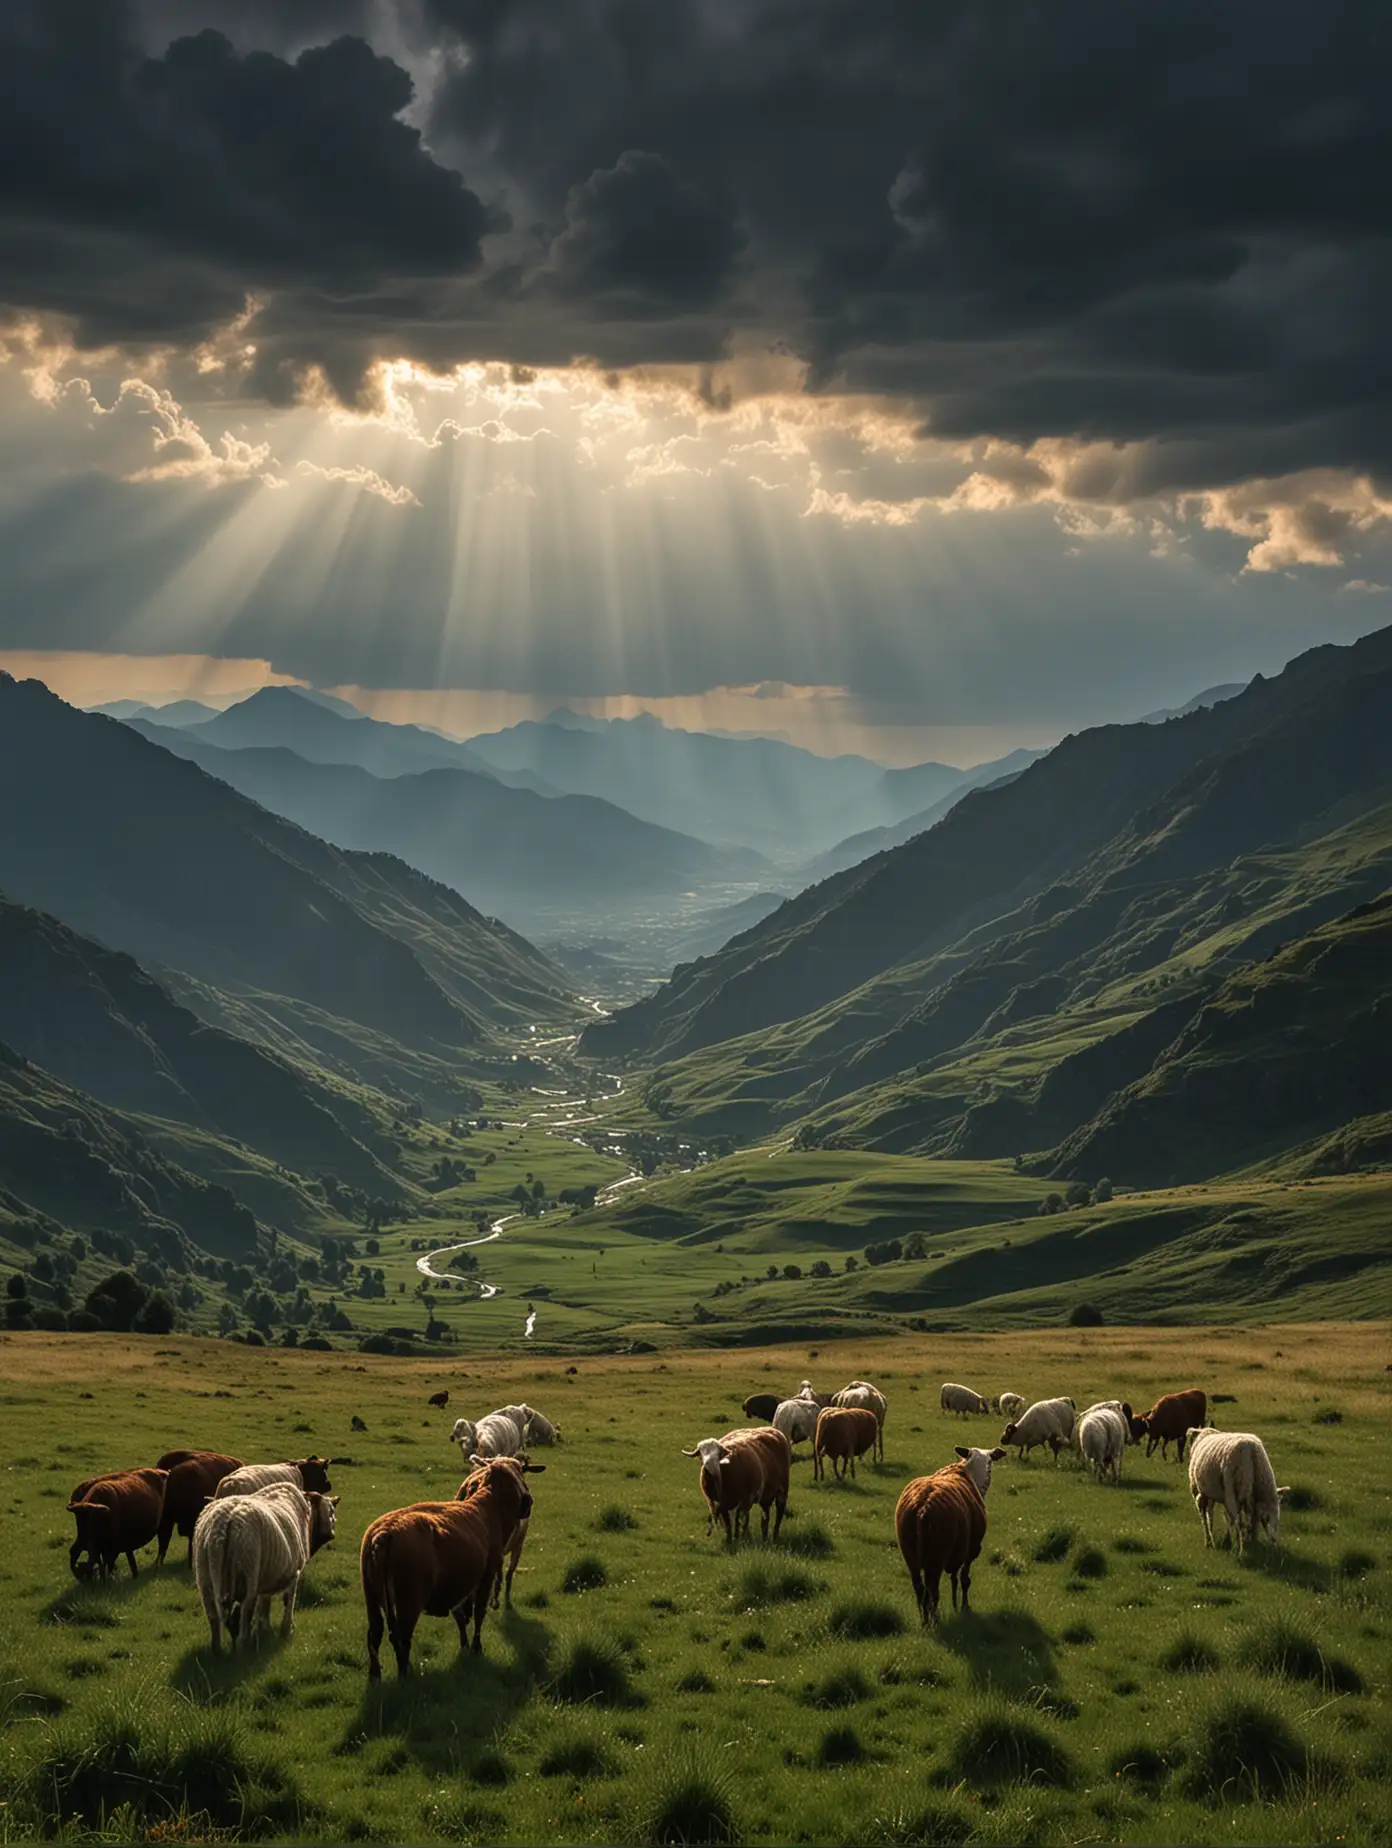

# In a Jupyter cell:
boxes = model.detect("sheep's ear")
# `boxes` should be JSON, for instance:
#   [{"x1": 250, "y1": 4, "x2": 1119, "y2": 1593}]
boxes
[
  {"x1": 1276, "y1": 1485, "x2": 1291, "y2": 1501},
  {"x1": 954, "y1": 1446, "x2": 971, "y2": 1460},
  {"x1": 330, "y1": 1495, "x2": 341, "y2": 1508},
  {"x1": 990, "y1": 1448, "x2": 1007, "y2": 1461}
]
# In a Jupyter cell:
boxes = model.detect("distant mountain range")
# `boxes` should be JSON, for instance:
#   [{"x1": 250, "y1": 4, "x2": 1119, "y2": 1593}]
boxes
[{"x1": 583, "y1": 625, "x2": 1392, "y2": 1187}]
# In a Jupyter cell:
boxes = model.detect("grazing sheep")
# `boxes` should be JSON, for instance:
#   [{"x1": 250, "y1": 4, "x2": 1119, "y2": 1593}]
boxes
[
  {"x1": 68, "y1": 1468, "x2": 168, "y2": 1580},
  {"x1": 1186, "y1": 1429, "x2": 1288, "y2": 1555},
  {"x1": 518, "y1": 1406, "x2": 561, "y2": 1446},
  {"x1": 683, "y1": 1436, "x2": 763, "y2": 1544},
  {"x1": 215, "y1": 1458, "x2": 335, "y2": 1499},
  {"x1": 361, "y1": 1458, "x2": 540, "y2": 1677},
  {"x1": 729, "y1": 1426, "x2": 791, "y2": 1538},
  {"x1": 1078, "y1": 1404, "x2": 1129, "y2": 1483},
  {"x1": 772, "y1": 1396, "x2": 821, "y2": 1446},
  {"x1": 994, "y1": 1392, "x2": 1027, "y2": 1422},
  {"x1": 999, "y1": 1397, "x2": 1076, "y2": 1462},
  {"x1": 154, "y1": 1451, "x2": 242, "y2": 1565},
  {"x1": 1137, "y1": 1389, "x2": 1207, "y2": 1461},
  {"x1": 941, "y1": 1383, "x2": 989, "y2": 1417},
  {"x1": 428, "y1": 1390, "x2": 450, "y2": 1409},
  {"x1": 193, "y1": 1482, "x2": 338, "y2": 1652},
  {"x1": 796, "y1": 1380, "x2": 834, "y2": 1407},
  {"x1": 741, "y1": 1393, "x2": 781, "y2": 1422},
  {"x1": 895, "y1": 1446, "x2": 1007, "y2": 1623},
  {"x1": 832, "y1": 1381, "x2": 888, "y2": 1459},
  {"x1": 813, "y1": 1406, "x2": 879, "y2": 1480},
  {"x1": 457, "y1": 1454, "x2": 546, "y2": 1608},
  {"x1": 449, "y1": 1412, "x2": 524, "y2": 1464}
]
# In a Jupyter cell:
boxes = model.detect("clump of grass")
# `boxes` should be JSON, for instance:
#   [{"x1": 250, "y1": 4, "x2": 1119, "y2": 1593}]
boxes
[
  {"x1": 632, "y1": 1746, "x2": 742, "y2": 1845},
  {"x1": 597, "y1": 1505, "x2": 638, "y2": 1533},
  {"x1": 470, "y1": 1749, "x2": 511, "y2": 1787},
  {"x1": 828, "y1": 1600, "x2": 905, "y2": 1641},
  {"x1": 548, "y1": 1632, "x2": 638, "y2": 1707},
  {"x1": 677, "y1": 1669, "x2": 716, "y2": 1694},
  {"x1": 735, "y1": 1564, "x2": 820, "y2": 1608},
  {"x1": 1283, "y1": 1485, "x2": 1323, "y2": 1511},
  {"x1": 1107, "y1": 1742, "x2": 1177, "y2": 1788},
  {"x1": 946, "y1": 1708, "x2": 1077, "y2": 1790},
  {"x1": 816, "y1": 1724, "x2": 866, "y2": 1768},
  {"x1": 1033, "y1": 1526, "x2": 1074, "y2": 1564},
  {"x1": 778, "y1": 1520, "x2": 835, "y2": 1559},
  {"x1": 1240, "y1": 1618, "x2": 1364, "y2": 1694},
  {"x1": 1181, "y1": 1692, "x2": 1315, "y2": 1801},
  {"x1": 1073, "y1": 1546, "x2": 1108, "y2": 1579},
  {"x1": 1339, "y1": 1549, "x2": 1375, "y2": 1580},
  {"x1": 867, "y1": 1800, "x2": 973, "y2": 1845},
  {"x1": 1140, "y1": 1558, "x2": 1187, "y2": 1578},
  {"x1": 1112, "y1": 1534, "x2": 1152, "y2": 1555},
  {"x1": 1312, "y1": 1407, "x2": 1343, "y2": 1426},
  {"x1": 562, "y1": 1554, "x2": 609, "y2": 1594},
  {"x1": 800, "y1": 1666, "x2": 870, "y2": 1709},
  {"x1": 1161, "y1": 1632, "x2": 1221, "y2": 1674},
  {"x1": 539, "y1": 1735, "x2": 618, "y2": 1780},
  {"x1": 1061, "y1": 1622, "x2": 1095, "y2": 1646}
]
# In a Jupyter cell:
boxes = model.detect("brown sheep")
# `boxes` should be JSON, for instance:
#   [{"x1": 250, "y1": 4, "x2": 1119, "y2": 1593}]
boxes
[
  {"x1": 428, "y1": 1390, "x2": 450, "y2": 1410},
  {"x1": 813, "y1": 1406, "x2": 879, "y2": 1481},
  {"x1": 682, "y1": 1435, "x2": 766, "y2": 1543},
  {"x1": 1137, "y1": 1389, "x2": 1207, "y2": 1461},
  {"x1": 456, "y1": 1453, "x2": 546, "y2": 1607},
  {"x1": 895, "y1": 1446, "x2": 1006, "y2": 1623},
  {"x1": 725, "y1": 1426, "x2": 791, "y2": 1539},
  {"x1": 68, "y1": 1468, "x2": 169, "y2": 1580},
  {"x1": 155, "y1": 1451, "x2": 243, "y2": 1565},
  {"x1": 741, "y1": 1393, "x2": 781, "y2": 1422},
  {"x1": 360, "y1": 1457, "x2": 541, "y2": 1678}
]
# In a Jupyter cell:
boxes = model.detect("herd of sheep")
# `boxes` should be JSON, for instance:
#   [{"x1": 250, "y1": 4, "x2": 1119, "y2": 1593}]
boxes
[{"x1": 59, "y1": 1373, "x2": 1289, "y2": 1677}]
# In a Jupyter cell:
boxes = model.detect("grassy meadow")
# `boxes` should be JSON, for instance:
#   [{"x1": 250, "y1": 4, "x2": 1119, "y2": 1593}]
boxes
[{"x1": 0, "y1": 1325, "x2": 1388, "y2": 1845}]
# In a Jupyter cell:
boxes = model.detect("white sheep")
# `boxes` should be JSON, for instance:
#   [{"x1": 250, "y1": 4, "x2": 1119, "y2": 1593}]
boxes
[
  {"x1": 940, "y1": 1383, "x2": 989, "y2": 1416},
  {"x1": 1077, "y1": 1404, "x2": 1128, "y2": 1483},
  {"x1": 450, "y1": 1412, "x2": 523, "y2": 1464},
  {"x1": 832, "y1": 1381, "x2": 888, "y2": 1459},
  {"x1": 994, "y1": 1392, "x2": 1027, "y2": 1421},
  {"x1": 1186, "y1": 1429, "x2": 1288, "y2": 1555},
  {"x1": 1000, "y1": 1396, "x2": 1076, "y2": 1461},
  {"x1": 772, "y1": 1397, "x2": 821, "y2": 1445},
  {"x1": 517, "y1": 1405, "x2": 561, "y2": 1446},
  {"x1": 214, "y1": 1459, "x2": 333, "y2": 1499},
  {"x1": 193, "y1": 1482, "x2": 337, "y2": 1651}
]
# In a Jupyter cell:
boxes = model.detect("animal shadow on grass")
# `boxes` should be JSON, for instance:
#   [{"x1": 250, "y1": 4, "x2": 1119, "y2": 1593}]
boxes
[
  {"x1": 1245, "y1": 1548, "x2": 1334, "y2": 1594},
  {"x1": 41, "y1": 1575, "x2": 153, "y2": 1629},
  {"x1": 170, "y1": 1633, "x2": 289, "y2": 1702},
  {"x1": 348, "y1": 1609, "x2": 552, "y2": 1773},
  {"x1": 940, "y1": 1609, "x2": 1060, "y2": 1700}
]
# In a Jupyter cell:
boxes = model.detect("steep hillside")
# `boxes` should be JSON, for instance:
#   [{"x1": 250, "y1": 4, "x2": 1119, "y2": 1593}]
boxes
[
  {"x1": 799, "y1": 755, "x2": 1041, "y2": 884},
  {"x1": 0, "y1": 1040, "x2": 259, "y2": 1259},
  {"x1": 125, "y1": 727, "x2": 769, "y2": 928},
  {"x1": 585, "y1": 625, "x2": 1392, "y2": 1074},
  {"x1": 0, "y1": 897, "x2": 390, "y2": 1187},
  {"x1": 0, "y1": 676, "x2": 572, "y2": 1084}
]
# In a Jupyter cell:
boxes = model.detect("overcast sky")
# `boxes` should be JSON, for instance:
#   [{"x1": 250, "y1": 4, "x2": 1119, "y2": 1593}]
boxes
[{"x1": 1, "y1": 0, "x2": 1388, "y2": 763}]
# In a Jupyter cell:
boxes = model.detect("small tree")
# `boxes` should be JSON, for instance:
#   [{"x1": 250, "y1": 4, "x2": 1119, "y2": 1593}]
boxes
[
  {"x1": 783, "y1": 1263, "x2": 803, "y2": 1281},
  {"x1": 1064, "y1": 1181, "x2": 1091, "y2": 1209},
  {"x1": 765, "y1": 1264, "x2": 778, "y2": 1280},
  {"x1": 810, "y1": 1259, "x2": 832, "y2": 1279},
  {"x1": 844, "y1": 1254, "x2": 859, "y2": 1272},
  {"x1": 1092, "y1": 1177, "x2": 1114, "y2": 1203},
  {"x1": 1069, "y1": 1302, "x2": 1105, "y2": 1327}
]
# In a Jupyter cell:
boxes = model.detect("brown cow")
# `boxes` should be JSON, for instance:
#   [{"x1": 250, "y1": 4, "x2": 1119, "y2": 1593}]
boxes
[
  {"x1": 683, "y1": 1435, "x2": 766, "y2": 1543},
  {"x1": 155, "y1": 1451, "x2": 242, "y2": 1565},
  {"x1": 895, "y1": 1446, "x2": 1006, "y2": 1624},
  {"x1": 813, "y1": 1406, "x2": 878, "y2": 1481},
  {"x1": 1137, "y1": 1389, "x2": 1207, "y2": 1461},
  {"x1": 456, "y1": 1453, "x2": 546, "y2": 1608},
  {"x1": 360, "y1": 1457, "x2": 540, "y2": 1678},
  {"x1": 68, "y1": 1468, "x2": 169, "y2": 1580}
]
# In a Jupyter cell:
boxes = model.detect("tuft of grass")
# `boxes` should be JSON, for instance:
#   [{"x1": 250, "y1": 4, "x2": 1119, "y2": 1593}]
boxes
[
  {"x1": 1061, "y1": 1622, "x2": 1095, "y2": 1646},
  {"x1": 1111, "y1": 1534, "x2": 1152, "y2": 1555},
  {"x1": 1107, "y1": 1742, "x2": 1178, "y2": 1789},
  {"x1": 1161, "y1": 1632, "x2": 1221, "y2": 1674},
  {"x1": 1033, "y1": 1526, "x2": 1074, "y2": 1564},
  {"x1": 777, "y1": 1520, "x2": 835, "y2": 1560},
  {"x1": 1339, "y1": 1548, "x2": 1376, "y2": 1580},
  {"x1": 1312, "y1": 1407, "x2": 1344, "y2": 1426},
  {"x1": 1283, "y1": 1485, "x2": 1323, "y2": 1511},
  {"x1": 734, "y1": 1564, "x2": 820, "y2": 1609},
  {"x1": 539, "y1": 1735, "x2": 618, "y2": 1780},
  {"x1": 800, "y1": 1665, "x2": 871, "y2": 1709},
  {"x1": 828, "y1": 1599, "x2": 905, "y2": 1641},
  {"x1": 816, "y1": 1724, "x2": 866, "y2": 1768},
  {"x1": 631, "y1": 1746, "x2": 742, "y2": 1845},
  {"x1": 867, "y1": 1800, "x2": 973, "y2": 1845},
  {"x1": 1239, "y1": 1617, "x2": 1364, "y2": 1694},
  {"x1": 597, "y1": 1505, "x2": 639, "y2": 1533},
  {"x1": 470, "y1": 1749, "x2": 511, "y2": 1787},
  {"x1": 676, "y1": 1669, "x2": 716, "y2": 1694},
  {"x1": 562, "y1": 1554, "x2": 610, "y2": 1594},
  {"x1": 1072, "y1": 1546, "x2": 1108, "y2": 1579},
  {"x1": 548, "y1": 1632, "x2": 638, "y2": 1708},
  {"x1": 1181, "y1": 1691, "x2": 1316, "y2": 1802},
  {"x1": 946, "y1": 1707, "x2": 1077, "y2": 1790}
]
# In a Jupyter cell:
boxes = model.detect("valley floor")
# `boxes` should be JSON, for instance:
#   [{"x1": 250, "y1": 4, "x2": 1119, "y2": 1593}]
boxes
[{"x1": 0, "y1": 1326, "x2": 1387, "y2": 1846}]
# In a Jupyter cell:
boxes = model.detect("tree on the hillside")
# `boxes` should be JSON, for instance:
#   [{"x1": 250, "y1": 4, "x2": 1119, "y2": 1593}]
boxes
[
  {"x1": 765, "y1": 1264, "x2": 778, "y2": 1280},
  {"x1": 84, "y1": 1270, "x2": 149, "y2": 1332},
  {"x1": 69, "y1": 1234, "x2": 86, "y2": 1262},
  {"x1": 844, "y1": 1254, "x2": 859, "y2": 1272},
  {"x1": 810, "y1": 1260, "x2": 832, "y2": 1279},
  {"x1": 365, "y1": 1238, "x2": 380, "y2": 1257},
  {"x1": 1093, "y1": 1177, "x2": 1114, "y2": 1203},
  {"x1": 782, "y1": 1264, "x2": 802, "y2": 1281},
  {"x1": 5, "y1": 1273, "x2": 32, "y2": 1331},
  {"x1": 32, "y1": 1252, "x2": 55, "y2": 1283},
  {"x1": 134, "y1": 1291, "x2": 176, "y2": 1335},
  {"x1": 531, "y1": 1178, "x2": 547, "y2": 1202},
  {"x1": 1065, "y1": 1181, "x2": 1091, "y2": 1209},
  {"x1": 904, "y1": 1234, "x2": 928, "y2": 1261},
  {"x1": 217, "y1": 1303, "x2": 238, "y2": 1336}
]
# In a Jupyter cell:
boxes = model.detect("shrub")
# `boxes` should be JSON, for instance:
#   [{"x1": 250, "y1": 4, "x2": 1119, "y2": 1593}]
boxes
[
  {"x1": 548, "y1": 1633, "x2": 637, "y2": 1707},
  {"x1": 633, "y1": 1747, "x2": 741, "y2": 1845},
  {"x1": 1161, "y1": 1632, "x2": 1221, "y2": 1674},
  {"x1": 597, "y1": 1505, "x2": 638, "y2": 1533},
  {"x1": 1239, "y1": 1618, "x2": 1364, "y2": 1694},
  {"x1": 828, "y1": 1600, "x2": 905, "y2": 1641},
  {"x1": 816, "y1": 1725, "x2": 866, "y2": 1768},
  {"x1": 946, "y1": 1709, "x2": 1077, "y2": 1790},
  {"x1": 1181, "y1": 1693, "x2": 1314, "y2": 1802},
  {"x1": 562, "y1": 1555, "x2": 609, "y2": 1594},
  {"x1": 1033, "y1": 1526, "x2": 1074, "y2": 1564},
  {"x1": 1069, "y1": 1303, "x2": 1104, "y2": 1327}
]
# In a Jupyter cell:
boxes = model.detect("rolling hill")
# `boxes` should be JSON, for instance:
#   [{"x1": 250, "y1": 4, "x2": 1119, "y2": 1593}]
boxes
[
  {"x1": 0, "y1": 675, "x2": 572, "y2": 1095},
  {"x1": 123, "y1": 725, "x2": 770, "y2": 929}
]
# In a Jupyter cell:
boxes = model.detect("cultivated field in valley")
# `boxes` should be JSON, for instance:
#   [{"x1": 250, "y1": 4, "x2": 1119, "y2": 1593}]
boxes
[{"x1": 0, "y1": 1326, "x2": 1387, "y2": 1847}]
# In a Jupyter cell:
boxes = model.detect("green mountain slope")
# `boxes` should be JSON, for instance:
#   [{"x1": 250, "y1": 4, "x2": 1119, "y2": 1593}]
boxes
[
  {"x1": 0, "y1": 675, "x2": 572, "y2": 1089},
  {"x1": 0, "y1": 896, "x2": 391, "y2": 1188}
]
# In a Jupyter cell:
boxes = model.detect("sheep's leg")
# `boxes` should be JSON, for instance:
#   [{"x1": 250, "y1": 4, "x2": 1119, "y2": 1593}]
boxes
[
  {"x1": 1194, "y1": 1492, "x2": 1213, "y2": 1547},
  {"x1": 771, "y1": 1490, "x2": 786, "y2": 1541},
  {"x1": 198, "y1": 1572, "x2": 222, "y2": 1652},
  {"x1": 960, "y1": 1560, "x2": 973, "y2": 1612},
  {"x1": 925, "y1": 1570, "x2": 942, "y2": 1625},
  {"x1": 365, "y1": 1599, "x2": 385, "y2": 1680},
  {"x1": 949, "y1": 1570, "x2": 960, "y2": 1611},
  {"x1": 280, "y1": 1573, "x2": 299, "y2": 1639},
  {"x1": 470, "y1": 1581, "x2": 489, "y2": 1654},
  {"x1": 391, "y1": 1610, "x2": 417, "y2": 1678},
  {"x1": 126, "y1": 1549, "x2": 140, "y2": 1577}
]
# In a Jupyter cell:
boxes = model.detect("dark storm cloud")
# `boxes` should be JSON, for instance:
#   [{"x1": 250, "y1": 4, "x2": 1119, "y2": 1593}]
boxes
[{"x1": 3, "y1": 0, "x2": 1389, "y2": 485}]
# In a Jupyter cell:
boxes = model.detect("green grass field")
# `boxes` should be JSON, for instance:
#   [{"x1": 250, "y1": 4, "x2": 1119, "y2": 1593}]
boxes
[{"x1": 1, "y1": 1326, "x2": 1387, "y2": 1845}]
